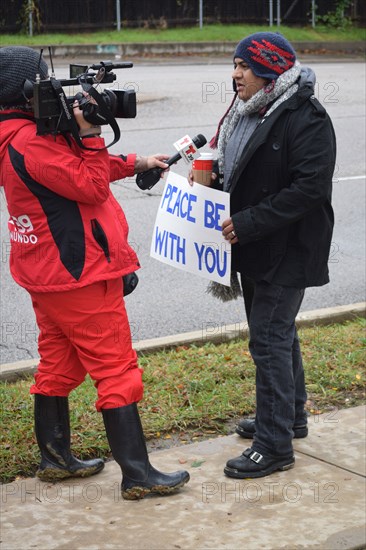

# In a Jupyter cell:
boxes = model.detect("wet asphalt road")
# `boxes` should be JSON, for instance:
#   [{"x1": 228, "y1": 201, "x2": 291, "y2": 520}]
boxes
[{"x1": 1, "y1": 57, "x2": 365, "y2": 363}]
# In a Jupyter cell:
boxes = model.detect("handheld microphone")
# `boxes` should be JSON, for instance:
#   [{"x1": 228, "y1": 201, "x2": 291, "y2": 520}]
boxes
[{"x1": 136, "y1": 134, "x2": 207, "y2": 190}]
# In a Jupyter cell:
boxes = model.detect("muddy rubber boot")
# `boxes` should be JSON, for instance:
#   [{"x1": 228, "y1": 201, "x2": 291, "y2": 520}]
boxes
[
  {"x1": 34, "y1": 394, "x2": 104, "y2": 482},
  {"x1": 102, "y1": 403, "x2": 190, "y2": 500}
]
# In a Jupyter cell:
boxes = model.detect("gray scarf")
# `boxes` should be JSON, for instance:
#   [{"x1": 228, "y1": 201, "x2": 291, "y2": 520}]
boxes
[{"x1": 217, "y1": 62, "x2": 302, "y2": 177}]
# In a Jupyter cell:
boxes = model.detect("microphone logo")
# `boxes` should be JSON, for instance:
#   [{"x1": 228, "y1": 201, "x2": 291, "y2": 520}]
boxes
[{"x1": 173, "y1": 134, "x2": 201, "y2": 164}]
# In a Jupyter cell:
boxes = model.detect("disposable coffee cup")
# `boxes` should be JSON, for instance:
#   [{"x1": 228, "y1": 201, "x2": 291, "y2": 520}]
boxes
[{"x1": 192, "y1": 152, "x2": 214, "y2": 186}]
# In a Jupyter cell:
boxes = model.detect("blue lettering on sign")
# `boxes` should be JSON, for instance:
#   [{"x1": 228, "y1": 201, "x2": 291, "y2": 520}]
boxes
[
  {"x1": 161, "y1": 183, "x2": 174, "y2": 210},
  {"x1": 204, "y1": 200, "x2": 225, "y2": 231},
  {"x1": 194, "y1": 243, "x2": 227, "y2": 277},
  {"x1": 155, "y1": 227, "x2": 186, "y2": 264},
  {"x1": 160, "y1": 184, "x2": 197, "y2": 222}
]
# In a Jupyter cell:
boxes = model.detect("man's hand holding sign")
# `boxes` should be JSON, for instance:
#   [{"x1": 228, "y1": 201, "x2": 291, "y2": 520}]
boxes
[{"x1": 221, "y1": 218, "x2": 239, "y2": 245}]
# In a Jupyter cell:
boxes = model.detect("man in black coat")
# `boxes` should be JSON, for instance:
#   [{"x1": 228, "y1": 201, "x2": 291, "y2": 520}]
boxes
[{"x1": 211, "y1": 32, "x2": 336, "y2": 478}]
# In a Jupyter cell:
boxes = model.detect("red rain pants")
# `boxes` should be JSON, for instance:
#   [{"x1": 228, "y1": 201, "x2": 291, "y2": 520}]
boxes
[{"x1": 29, "y1": 278, "x2": 143, "y2": 411}]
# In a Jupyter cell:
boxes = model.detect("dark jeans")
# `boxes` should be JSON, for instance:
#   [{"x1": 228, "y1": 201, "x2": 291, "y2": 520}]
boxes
[{"x1": 240, "y1": 275, "x2": 307, "y2": 456}]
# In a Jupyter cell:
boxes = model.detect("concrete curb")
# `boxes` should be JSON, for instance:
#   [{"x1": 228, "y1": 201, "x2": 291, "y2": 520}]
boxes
[
  {"x1": 41, "y1": 41, "x2": 366, "y2": 58},
  {"x1": 1, "y1": 302, "x2": 365, "y2": 382}
]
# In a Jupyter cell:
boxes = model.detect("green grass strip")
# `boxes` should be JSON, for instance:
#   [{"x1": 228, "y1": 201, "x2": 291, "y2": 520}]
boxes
[
  {"x1": 1, "y1": 318, "x2": 365, "y2": 483},
  {"x1": 0, "y1": 24, "x2": 365, "y2": 46}
]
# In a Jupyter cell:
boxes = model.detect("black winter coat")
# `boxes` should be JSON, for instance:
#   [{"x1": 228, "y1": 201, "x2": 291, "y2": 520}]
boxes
[{"x1": 228, "y1": 78, "x2": 336, "y2": 288}]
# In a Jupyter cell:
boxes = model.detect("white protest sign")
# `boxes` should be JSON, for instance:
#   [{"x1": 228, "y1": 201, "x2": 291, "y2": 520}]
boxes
[{"x1": 150, "y1": 171, "x2": 231, "y2": 285}]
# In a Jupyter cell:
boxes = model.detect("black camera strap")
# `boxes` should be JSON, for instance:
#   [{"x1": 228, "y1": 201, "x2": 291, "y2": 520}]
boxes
[{"x1": 82, "y1": 83, "x2": 121, "y2": 147}]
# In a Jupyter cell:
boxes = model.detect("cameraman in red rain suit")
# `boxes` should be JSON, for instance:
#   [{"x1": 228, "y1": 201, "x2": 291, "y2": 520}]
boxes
[{"x1": 0, "y1": 46, "x2": 189, "y2": 500}]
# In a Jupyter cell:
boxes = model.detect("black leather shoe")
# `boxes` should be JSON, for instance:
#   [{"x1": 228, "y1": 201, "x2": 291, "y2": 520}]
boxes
[
  {"x1": 236, "y1": 417, "x2": 308, "y2": 439},
  {"x1": 224, "y1": 448, "x2": 295, "y2": 479}
]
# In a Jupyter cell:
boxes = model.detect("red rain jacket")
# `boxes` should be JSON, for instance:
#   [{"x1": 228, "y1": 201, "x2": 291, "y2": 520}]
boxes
[{"x1": 0, "y1": 110, "x2": 140, "y2": 292}]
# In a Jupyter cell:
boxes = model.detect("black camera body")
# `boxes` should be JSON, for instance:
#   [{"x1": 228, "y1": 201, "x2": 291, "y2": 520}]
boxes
[
  {"x1": 24, "y1": 61, "x2": 136, "y2": 138},
  {"x1": 32, "y1": 78, "x2": 72, "y2": 134}
]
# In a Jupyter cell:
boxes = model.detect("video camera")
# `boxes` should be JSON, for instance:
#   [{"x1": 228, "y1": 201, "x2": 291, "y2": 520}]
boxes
[{"x1": 23, "y1": 58, "x2": 136, "y2": 148}]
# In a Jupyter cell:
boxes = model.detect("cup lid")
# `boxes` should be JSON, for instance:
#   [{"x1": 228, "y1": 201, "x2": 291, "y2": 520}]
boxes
[{"x1": 198, "y1": 152, "x2": 214, "y2": 160}]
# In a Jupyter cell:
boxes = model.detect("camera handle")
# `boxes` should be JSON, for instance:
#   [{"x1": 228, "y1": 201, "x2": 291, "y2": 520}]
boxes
[{"x1": 50, "y1": 79, "x2": 121, "y2": 150}]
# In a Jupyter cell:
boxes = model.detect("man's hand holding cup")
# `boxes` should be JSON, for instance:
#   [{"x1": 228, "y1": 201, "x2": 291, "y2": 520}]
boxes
[{"x1": 188, "y1": 152, "x2": 216, "y2": 186}]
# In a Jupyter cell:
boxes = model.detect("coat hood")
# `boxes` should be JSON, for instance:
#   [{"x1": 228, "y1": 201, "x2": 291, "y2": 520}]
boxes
[
  {"x1": 0, "y1": 110, "x2": 35, "y2": 181},
  {"x1": 298, "y1": 66, "x2": 316, "y2": 93}
]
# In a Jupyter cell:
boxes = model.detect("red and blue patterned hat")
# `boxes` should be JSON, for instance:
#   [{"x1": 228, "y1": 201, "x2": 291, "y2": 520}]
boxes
[{"x1": 234, "y1": 32, "x2": 296, "y2": 80}]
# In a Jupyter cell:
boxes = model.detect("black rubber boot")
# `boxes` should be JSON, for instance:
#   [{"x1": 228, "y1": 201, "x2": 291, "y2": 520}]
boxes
[
  {"x1": 102, "y1": 403, "x2": 190, "y2": 500},
  {"x1": 34, "y1": 394, "x2": 105, "y2": 482}
]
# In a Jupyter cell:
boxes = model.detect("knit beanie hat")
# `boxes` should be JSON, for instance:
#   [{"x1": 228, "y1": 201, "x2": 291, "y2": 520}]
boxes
[
  {"x1": 234, "y1": 32, "x2": 296, "y2": 81},
  {"x1": 0, "y1": 46, "x2": 48, "y2": 105}
]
